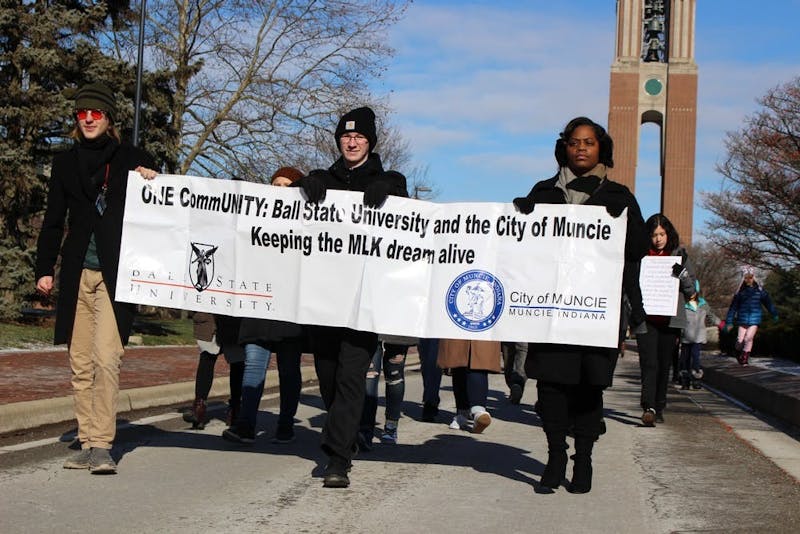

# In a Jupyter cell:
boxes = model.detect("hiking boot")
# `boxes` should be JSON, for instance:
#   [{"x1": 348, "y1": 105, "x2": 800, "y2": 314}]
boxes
[
  {"x1": 641, "y1": 408, "x2": 656, "y2": 427},
  {"x1": 183, "y1": 398, "x2": 207, "y2": 430},
  {"x1": 271, "y1": 424, "x2": 295, "y2": 444},
  {"x1": 380, "y1": 424, "x2": 398, "y2": 444},
  {"x1": 222, "y1": 422, "x2": 255, "y2": 444},
  {"x1": 421, "y1": 401, "x2": 439, "y2": 422},
  {"x1": 89, "y1": 448, "x2": 117, "y2": 474},
  {"x1": 63, "y1": 448, "x2": 92, "y2": 469},
  {"x1": 509, "y1": 383, "x2": 523, "y2": 405},
  {"x1": 741, "y1": 351, "x2": 750, "y2": 366}
]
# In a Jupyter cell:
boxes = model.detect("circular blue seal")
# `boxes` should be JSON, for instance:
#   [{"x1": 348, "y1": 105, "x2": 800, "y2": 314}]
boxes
[{"x1": 445, "y1": 270, "x2": 504, "y2": 332}]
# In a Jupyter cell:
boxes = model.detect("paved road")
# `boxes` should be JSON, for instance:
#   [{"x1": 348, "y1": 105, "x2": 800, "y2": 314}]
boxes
[{"x1": 0, "y1": 356, "x2": 798, "y2": 533}]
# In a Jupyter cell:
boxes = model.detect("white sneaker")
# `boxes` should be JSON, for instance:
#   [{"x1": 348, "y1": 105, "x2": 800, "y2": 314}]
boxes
[
  {"x1": 449, "y1": 413, "x2": 470, "y2": 430},
  {"x1": 471, "y1": 410, "x2": 492, "y2": 434}
]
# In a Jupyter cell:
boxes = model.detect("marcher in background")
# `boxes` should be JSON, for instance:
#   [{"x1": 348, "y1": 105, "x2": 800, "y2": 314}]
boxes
[
  {"x1": 438, "y1": 339, "x2": 501, "y2": 434},
  {"x1": 679, "y1": 281, "x2": 723, "y2": 389},
  {"x1": 636, "y1": 213, "x2": 695, "y2": 426},
  {"x1": 723, "y1": 267, "x2": 779, "y2": 366},
  {"x1": 418, "y1": 338, "x2": 443, "y2": 422},
  {"x1": 295, "y1": 107, "x2": 407, "y2": 488},
  {"x1": 35, "y1": 82, "x2": 157, "y2": 474},
  {"x1": 502, "y1": 341, "x2": 528, "y2": 404},
  {"x1": 184, "y1": 313, "x2": 244, "y2": 429},
  {"x1": 358, "y1": 337, "x2": 415, "y2": 449},
  {"x1": 512, "y1": 116, "x2": 648, "y2": 493},
  {"x1": 224, "y1": 166, "x2": 307, "y2": 445}
]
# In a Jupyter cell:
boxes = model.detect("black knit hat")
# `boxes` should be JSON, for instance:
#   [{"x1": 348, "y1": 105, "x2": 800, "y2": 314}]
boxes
[
  {"x1": 335, "y1": 107, "x2": 377, "y2": 152},
  {"x1": 74, "y1": 82, "x2": 117, "y2": 120}
]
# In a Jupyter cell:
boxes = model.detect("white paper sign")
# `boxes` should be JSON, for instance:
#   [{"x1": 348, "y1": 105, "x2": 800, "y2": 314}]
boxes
[
  {"x1": 640, "y1": 255, "x2": 681, "y2": 316},
  {"x1": 116, "y1": 173, "x2": 629, "y2": 348}
]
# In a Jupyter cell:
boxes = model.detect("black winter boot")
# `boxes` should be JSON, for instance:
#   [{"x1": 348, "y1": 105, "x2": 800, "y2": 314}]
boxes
[
  {"x1": 568, "y1": 436, "x2": 595, "y2": 494},
  {"x1": 541, "y1": 433, "x2": 568, "y2": 489}
]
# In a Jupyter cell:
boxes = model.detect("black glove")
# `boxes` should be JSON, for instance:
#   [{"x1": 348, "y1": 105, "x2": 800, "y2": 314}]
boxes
[
  {"x1": 671, "y1": 263, "x2": 688, "y2": 279},
  {"x1": 513, "y1": 196, "x2": 534, "y2": 214},
  {"x1": 298, "y1": 174, "x2": 326, "y2": 203},
  {"x1": 364, "y1": 180, "x2": 391, "y2": 208},
  {"x1": 605, "y1": 201, "x2": 625, "y2": 217}
]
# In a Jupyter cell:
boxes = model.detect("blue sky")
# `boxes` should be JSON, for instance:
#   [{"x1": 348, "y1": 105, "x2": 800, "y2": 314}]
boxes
[{"x1": 374, "y1": 1, "x2": 800, "y2": 242}]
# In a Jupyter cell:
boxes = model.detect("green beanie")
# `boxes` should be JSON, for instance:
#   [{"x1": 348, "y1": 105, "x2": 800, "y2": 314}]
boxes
[{"x1": 74, "y1": 82, "x2": 117, "y2": 120}]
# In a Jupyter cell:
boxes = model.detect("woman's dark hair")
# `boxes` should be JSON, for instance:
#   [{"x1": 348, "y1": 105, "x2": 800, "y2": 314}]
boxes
[
  {"x1": 645, "y1": 213, "x2": 680, "y2": 251},
  {"x1": 554, "y1": 116, "x2": 614, "y2": 168}
]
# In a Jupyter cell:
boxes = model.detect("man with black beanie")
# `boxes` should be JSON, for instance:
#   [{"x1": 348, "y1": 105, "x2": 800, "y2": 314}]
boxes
[{"x1": 296, "y1": 106, "x2": 407, "y2": 487}]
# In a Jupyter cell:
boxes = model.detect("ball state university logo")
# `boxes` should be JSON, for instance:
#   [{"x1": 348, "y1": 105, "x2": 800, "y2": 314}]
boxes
[
  {"x1": 189, "y1": 242, "x2": 218, "y2": 292},
  {"x1": 446, "y1": 270, "x2": 504, "y2": 332}
]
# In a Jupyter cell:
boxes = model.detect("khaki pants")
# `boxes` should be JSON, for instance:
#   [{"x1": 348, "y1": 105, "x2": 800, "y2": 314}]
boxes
[{"x1": 69, "y1": 269, "x2": 124, "y2": 449}]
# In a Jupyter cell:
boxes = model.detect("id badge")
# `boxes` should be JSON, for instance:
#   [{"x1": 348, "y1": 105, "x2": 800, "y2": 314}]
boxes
[{"x1": 95, "y1": 188, "x2": 107, "y2": 215}]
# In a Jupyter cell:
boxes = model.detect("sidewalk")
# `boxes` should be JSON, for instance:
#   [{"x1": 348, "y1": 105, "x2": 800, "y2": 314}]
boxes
[{"x1": 0, "y1": 343, "x2": 797, "y2": 435}]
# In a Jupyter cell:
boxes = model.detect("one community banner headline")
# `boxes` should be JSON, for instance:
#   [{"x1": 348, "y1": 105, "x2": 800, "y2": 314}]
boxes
[{"x1": 117, "y1": 173, "x2": 628, "y2": 348}]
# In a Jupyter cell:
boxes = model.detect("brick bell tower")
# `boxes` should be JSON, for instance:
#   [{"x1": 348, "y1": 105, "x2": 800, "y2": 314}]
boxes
[{"x1": 607, "y1": 0, "x2": 698, "y2": 243}]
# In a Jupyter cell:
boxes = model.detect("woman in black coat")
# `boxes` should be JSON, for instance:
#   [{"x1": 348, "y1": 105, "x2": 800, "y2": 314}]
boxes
[
  {"x1": 513, "y1": 116, "x2": 648, "y2": 493},
  {"x1": 223, "y1": 167, "x2": 308, "y2": 446},
  {"x1": 35, "y1": 82, "x2": 156, "y2": 474}
]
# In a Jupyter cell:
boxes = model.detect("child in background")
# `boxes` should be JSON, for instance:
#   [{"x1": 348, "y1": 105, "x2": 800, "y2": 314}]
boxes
[
  {"x1": 723, "y1": 267, "x2": 779, "y2": 366},
  {"x1": 679, "y1": 281, "x2": 722, "y2": 389}
]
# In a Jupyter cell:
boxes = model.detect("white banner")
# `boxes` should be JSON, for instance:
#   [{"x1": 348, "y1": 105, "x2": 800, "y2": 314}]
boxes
[{"x1": 117, "y1": 173, "x2": 628, "y2": 348}]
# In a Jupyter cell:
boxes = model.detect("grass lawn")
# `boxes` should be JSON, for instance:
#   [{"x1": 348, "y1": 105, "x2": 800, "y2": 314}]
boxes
[{"x1": 0, "y1": 316, "x2": 196, "y2": 350}]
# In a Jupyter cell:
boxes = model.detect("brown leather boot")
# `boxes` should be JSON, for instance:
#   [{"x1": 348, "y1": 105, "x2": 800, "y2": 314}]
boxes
[{"x1": 183, "y1": 398, "x2": 207, "y2": 429}]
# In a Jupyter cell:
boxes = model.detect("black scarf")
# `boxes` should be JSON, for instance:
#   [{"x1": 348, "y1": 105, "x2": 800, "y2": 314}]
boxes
[{"x1": 76, "y1": 135, "x2": 119, "y2": 200}]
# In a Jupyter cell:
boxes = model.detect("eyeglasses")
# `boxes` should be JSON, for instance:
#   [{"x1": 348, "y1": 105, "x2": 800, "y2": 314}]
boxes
[
  {"x1": 76, "y1": 109, "x2": 106, "y2": 121},
  {"x1": 340, "y1": 134, "x2": 368, "y2": 144}
]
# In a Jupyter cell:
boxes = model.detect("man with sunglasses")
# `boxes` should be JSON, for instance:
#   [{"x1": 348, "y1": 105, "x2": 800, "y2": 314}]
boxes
[
  {"x1": 296, "y1": 107, "x2": 408, "y2": 488},
  {"x1": 35, "y1": 82, "x2": 157, "y2": 474}
]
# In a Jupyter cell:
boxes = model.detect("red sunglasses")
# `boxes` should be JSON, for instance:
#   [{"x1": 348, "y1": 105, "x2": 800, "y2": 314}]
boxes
[{"x1": 75, "y1": 109, "x2": 106, "y2": 121}]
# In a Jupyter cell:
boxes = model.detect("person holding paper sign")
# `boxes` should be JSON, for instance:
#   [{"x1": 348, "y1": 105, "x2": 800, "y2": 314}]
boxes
[
  {"x1": 636, "y1": 213, "x2": 695, "y2": 427},
  {"x1": 513, "y1": 116, "x2": 648, "y2": 493},
  {"x1": 294, "y1": 107, "x2": 408, "y2": 488},
  {"x1": 35, "y1": 82, "x2": 157, "y2": 474}
]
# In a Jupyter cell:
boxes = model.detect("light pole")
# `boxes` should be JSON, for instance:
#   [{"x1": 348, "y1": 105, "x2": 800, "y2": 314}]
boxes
[
  {"x1": 132, "y1": 0, "x2": 147, "y2": 147},
  {"x1": 412, "y1": 185, "x2": 431, "y2": 199}
]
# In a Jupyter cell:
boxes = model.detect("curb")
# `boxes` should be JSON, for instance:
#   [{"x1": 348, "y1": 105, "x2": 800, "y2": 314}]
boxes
[
  {"x1": 0, "y1": 353, "x2": 419, "y2": 435},
  {"x1": 702, "y1": 354, "x2": 800, "y2": 428}
]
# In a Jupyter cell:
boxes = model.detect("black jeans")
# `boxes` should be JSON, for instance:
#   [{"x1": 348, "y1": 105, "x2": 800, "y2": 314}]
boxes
[
  {"x1": 361, "y1": 343, "x2": 408, "y2": 434},
  {"x1": 313, "y1": 327, "x2": 378, "y2": 461},
  {"x1": 636, "y1": 322, "x2": 679, "y2": 412}
]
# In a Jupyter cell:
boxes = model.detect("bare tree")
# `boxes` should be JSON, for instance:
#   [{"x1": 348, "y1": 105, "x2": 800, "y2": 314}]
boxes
[
  {"x1": 685, "y1": 242, "x2": 740, "y2": 318},
  {"x1": 702, "y1": 77, "x2": 800, "y2": 272},
  {"x1": 111, "y1": 0, "x2": 408, "y2": 179}
]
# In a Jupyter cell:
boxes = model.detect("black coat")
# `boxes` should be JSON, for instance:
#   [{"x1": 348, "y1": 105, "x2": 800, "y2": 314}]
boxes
[
  {"x1": 518, "y1": 174, "x2": 649, "y2": 386},
  {"x1": 35, "y1": 142, "x2": 155, "y2": 345},
  {"x1": 305, "y1": 152, "x2": 408, "y2": 198}
]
